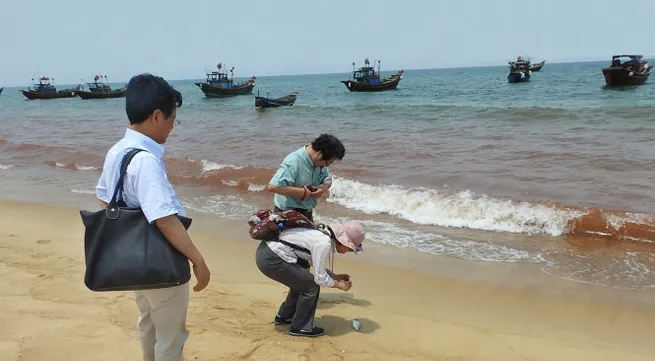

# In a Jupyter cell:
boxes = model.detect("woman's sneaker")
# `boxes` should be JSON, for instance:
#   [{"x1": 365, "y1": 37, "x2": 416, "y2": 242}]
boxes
[
  {"x1": 288, "y1": 326, "x2": 325, "y2": 337},
  {"x1": 274, "y1": 315, "x2": 292, "y2": 325}
]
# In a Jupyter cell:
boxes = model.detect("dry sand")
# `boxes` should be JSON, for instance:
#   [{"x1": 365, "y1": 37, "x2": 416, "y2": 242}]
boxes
[{"x1": 2, "y1": 198, "x2": 655, "y2": 361}]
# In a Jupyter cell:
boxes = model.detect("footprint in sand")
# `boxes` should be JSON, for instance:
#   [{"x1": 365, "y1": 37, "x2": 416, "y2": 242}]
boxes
[{"x1": 36, "y1": 239, "x2": 51, "y2": 245}]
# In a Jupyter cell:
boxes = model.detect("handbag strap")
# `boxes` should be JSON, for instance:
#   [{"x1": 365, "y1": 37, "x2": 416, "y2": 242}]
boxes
[{"x1": 108, "y1": 148, "x2": 145, "y2": 208}]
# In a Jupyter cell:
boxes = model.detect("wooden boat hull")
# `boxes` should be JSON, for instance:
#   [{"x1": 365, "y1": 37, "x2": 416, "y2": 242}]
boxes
[
  {"x1": 602, "y1": 67, "x2": 651, "y2": 86},
  {"x1": 507, "y1": 72, "x2": 530, "y2": 83},
  {"x1": 77, "y1": 88, "x2": 126, "y2": 99},
  {"x1": 529, "y1": 61, "x2": 545, "y2": 72},
  {"x1": 21, "y1": 90, "x2": 77, "y2": 100},
  {"x1": 341, "y1": 75, "x2": 401, "y2": 92},
  {"x1": 255, "y1": 94, "x2": 297, "y2": 108},
  {"x1": 195, "y1": 82, "x2": 254, "y2": 97}
]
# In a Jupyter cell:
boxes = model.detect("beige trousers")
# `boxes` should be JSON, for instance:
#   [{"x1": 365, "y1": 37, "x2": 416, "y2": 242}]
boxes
[{"x1": 134, "y1": 283, "x2": 190, "y2": 361}]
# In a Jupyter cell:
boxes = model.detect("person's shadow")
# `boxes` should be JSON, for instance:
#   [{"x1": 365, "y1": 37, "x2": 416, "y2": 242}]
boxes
[
  {"x1": 317, "y1": 293, "x2": 373, "y2": 309},
  {"x1": 315, "y1": 315, "x2": 380, "y2": 336},
  {"x1": 315, "y1": 293, "x2": 379, "y2": 335}
]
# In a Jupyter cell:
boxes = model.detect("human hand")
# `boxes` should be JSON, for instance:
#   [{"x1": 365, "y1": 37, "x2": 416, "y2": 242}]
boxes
[
  {"x1": 335, "y1": 280, "x2": 352, "y2": 292},
  {"x1": 310, "y1": 187, "x2": 324, "y2": 198},
  {"x1": 192, "y1": 260, "x2": 211, "y2": 292},
  {"x1": 333, "y1": 273, "x2": 351, "y2": 282}
]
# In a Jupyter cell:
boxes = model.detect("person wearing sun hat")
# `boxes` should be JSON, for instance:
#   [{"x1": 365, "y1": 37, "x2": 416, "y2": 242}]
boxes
[{"x1": 255, "y1": 221, "x2": 365, "y2": 337}]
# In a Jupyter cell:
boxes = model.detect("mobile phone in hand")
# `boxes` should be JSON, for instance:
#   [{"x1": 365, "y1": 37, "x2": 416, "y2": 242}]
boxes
[{"x1": 307, "y1": 185, "x2": 318, "y2": 192}]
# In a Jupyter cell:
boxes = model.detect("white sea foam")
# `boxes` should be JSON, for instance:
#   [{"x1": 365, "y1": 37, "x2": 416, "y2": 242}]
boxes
[
  {"x1": 183, "y1": 195, "x2": 254, "y2": 220},
  {"x1": 200, "y1": 159, "x2": 244, "y2": 173},
  {"x1": 70, "y1": 188, "x2": 95, "y2": 195},
  {"x1": 248, "y1": 184, "x2": 266, "y2": 192},
  {"x1": 328, "y1": 177, "x2": 586, "y2": 237},
  {"x1": 316, "y1": 215, "x2": 544, "y2": 263},
  {"x1": 53, "y1": 162, "x2": 97, "y2": 171}
]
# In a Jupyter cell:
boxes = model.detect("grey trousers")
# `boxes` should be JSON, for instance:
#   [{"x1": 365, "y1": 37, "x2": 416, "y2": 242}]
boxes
[{"x1": 255, "y1": 241, "x2": 320, "y2": 331}]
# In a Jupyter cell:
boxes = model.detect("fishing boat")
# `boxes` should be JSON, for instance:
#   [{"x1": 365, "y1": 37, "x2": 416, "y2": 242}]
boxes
[
  {"x1": 602, "y1": 55, "x2": 652, "y2": 87},
  {"x1": 76, "y1": 75, "x2": 126, "y2": 99},
  {"x1": 529, "y1": 60, "x2": 546, "y2": 72},
  {"x1": 507, "y1": 56, "x2": 531, "y2": 83},
  {"x1": 340, "y1": 59, "x2": 403, "y2": 92},
  {"x1": 194, "y1": 63, "x2": 256, "y2": 97},
  {"x1": 255, "y1": 91, "x2": 297, "y2": 108},
  {"x1": 21, "y1": 77, "x2": 80, "y2": 100}
]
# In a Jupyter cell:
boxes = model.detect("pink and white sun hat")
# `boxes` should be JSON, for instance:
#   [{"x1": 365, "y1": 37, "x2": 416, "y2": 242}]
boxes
[{"x1": 329, "y1": 221, "x2": 365, "y2": 254}]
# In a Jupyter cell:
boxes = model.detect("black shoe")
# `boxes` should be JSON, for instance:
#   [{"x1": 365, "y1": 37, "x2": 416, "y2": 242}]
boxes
[
  {"x1": 288, "y1": 326, "x2": 325, "y2": 337},
  {"x1": 274, "y1": 315, "x2": 292, "y2": 325}
]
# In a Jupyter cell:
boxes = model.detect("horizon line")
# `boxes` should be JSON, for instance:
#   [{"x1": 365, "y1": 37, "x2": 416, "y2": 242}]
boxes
[{"x1": 3, "y1": 56, "x2": 652, "y2": 87}]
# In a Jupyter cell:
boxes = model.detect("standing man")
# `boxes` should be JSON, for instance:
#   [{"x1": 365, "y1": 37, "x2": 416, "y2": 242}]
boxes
[
  {"x1": 95, "y1": 73, "x2": 210, "y2": 361},
  {"x1": 266, "y1": 133, "x2": 346, "y2": 222}
]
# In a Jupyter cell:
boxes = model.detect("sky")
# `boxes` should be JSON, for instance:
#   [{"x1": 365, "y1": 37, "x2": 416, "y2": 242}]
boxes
[{"x1": 1, "y1": 0, "x2": 653, "y2": 86}]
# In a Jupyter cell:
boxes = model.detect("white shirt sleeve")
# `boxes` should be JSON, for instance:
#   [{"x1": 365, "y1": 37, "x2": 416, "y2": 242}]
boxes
[
  {"x1": 130, "y1": 154, "x2": 179, "y2": 223},
  {"x1": 96, "y1": 176, "x2": 108, "y2": 203},
  {"x1": 310, "y1": 241, "x2": 335, "y2": 287}
]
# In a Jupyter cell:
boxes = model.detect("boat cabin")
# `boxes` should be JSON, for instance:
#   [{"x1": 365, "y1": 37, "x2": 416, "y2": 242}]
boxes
[
  {"x1": 30, "y1": 77, "x2": 57, "y2": 94},
  {"x1": 610, "y1": 55, "x2": 644, "y2": 68},
  {"x1": 87, "y1": 75, "x2": 113, "y2": 93},
  {"x1": 353, "y1": 66, "x2": 380, "y2": 84},
  {"x1": 349, "y1": 59, "x2": 383, "y2": 84},
  {"x1": 205, "y1": 71, "x2": 234, "y2": 88},
  {"x1": 508, "y1": 58, "x2": 530, "y2": 72},
  {"x1": 202, "y1": 63, "x2": 238, "y2": 88}
]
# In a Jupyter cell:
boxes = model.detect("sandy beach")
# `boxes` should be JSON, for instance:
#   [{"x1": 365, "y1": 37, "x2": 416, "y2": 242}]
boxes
[{"x1": 2, "y1": 198, "x2": 655, "y2": 361}]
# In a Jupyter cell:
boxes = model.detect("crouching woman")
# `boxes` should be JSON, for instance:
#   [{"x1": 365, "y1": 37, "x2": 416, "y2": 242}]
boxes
[{"x1": 255, "y1": 221, "x2": 365, "y2": 337}]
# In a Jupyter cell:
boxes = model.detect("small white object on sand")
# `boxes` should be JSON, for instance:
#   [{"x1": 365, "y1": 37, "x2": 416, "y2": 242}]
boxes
[{"x1": 352, "y1": 319, "x2": 361, "y2": 331}]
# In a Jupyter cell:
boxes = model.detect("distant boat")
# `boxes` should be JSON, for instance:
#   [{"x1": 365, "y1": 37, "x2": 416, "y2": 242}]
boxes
[
  {"x1": 21, "y1": 76, "x2": 79, "y2": 100},
  {"x1": 76, "y1": 75, "x2": 126, "y2": 100},
  {"x1": 194, "y1": 63, "x2": 256, "y2": 97},
  {"x1": 507, "y1": 56, "x2": 531, "y2": 83},
  {"x1": 529, "y1": 60, "x2": 546, "y2": 72},
  {"x1": 602, "y1": 55, "x2": 652, "y2": 87},
  {"x1": 340, "y1": 59, "x2": 403, "y2": 92},
  {"x1": 255, "y1": 91, "x2": 297, "y2": 108}
]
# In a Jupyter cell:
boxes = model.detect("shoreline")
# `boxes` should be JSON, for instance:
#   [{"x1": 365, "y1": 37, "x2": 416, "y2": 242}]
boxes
[
  {"x1": 2, "y1": 166, "x2": 655, "y2": 292},
  {"x1": 3, "y1": 197, "x2": 655, "y2": 360}
]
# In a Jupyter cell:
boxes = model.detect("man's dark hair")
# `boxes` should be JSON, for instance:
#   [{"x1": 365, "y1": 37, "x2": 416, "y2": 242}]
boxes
[
  {"x1": 311, "y1": 134, "x2": 346, "y2": 161},
  {"x1": 125, "y1": 73, "x2": 182, "y2": 125}
]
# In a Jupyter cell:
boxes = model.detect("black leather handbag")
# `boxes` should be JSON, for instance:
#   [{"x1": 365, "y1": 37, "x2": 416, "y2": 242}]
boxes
[{"x1": 80, "y1": 148, "x2": 192, "y2": 292}]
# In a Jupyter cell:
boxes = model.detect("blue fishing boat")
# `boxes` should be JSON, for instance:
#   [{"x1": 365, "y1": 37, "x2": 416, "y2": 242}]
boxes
[
  {"x1": 21, "y1": 76, "x2": 80, "y2": 100},
  {"x1": 76, "y1": 75, "x2": 126, "y2": 99},
  {"x1": 341, "y1": 59, "x2": 403, "y2": 92},
  {"x1": 255, "y1": 91, "x2": 297, "y2": 108},
  {"x1": 195, "y1": 63, "x2": 256, "y2": 97}
]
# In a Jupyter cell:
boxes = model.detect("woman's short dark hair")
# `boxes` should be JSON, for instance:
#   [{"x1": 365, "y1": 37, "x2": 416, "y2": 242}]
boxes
[
  {"x1": 125, "y1": 73, "x2": 182, "y2": 125},
  {"x1": 310, "y1": 134, "x2": 346, "y2": 161}
]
